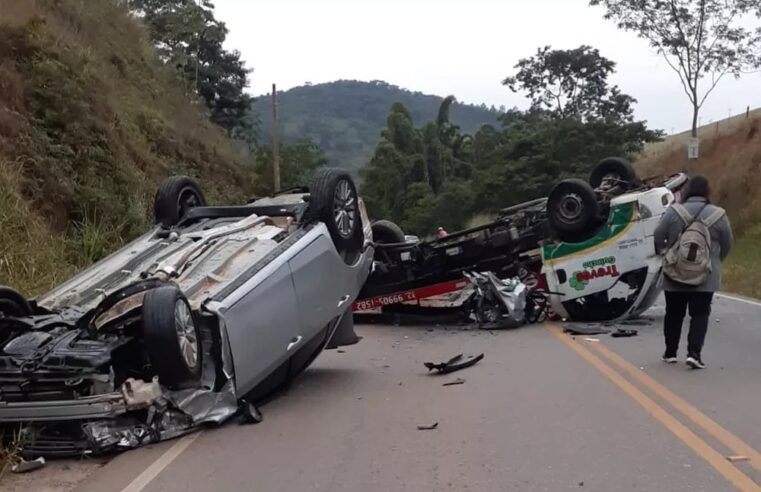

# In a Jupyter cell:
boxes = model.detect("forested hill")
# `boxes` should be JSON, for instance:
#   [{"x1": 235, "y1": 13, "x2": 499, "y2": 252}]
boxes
[{"x1": 253, "y1": 80, "x2": 502, "y2": 171}]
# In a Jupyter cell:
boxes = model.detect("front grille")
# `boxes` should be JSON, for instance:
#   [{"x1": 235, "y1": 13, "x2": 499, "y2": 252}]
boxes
[{"x1": 0, "y1": 376, "x2": 91, "y2": 403}]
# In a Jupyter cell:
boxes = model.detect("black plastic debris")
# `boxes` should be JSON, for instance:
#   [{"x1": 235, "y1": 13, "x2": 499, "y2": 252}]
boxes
[
  {"x1": 239, "y1": 400, "x2": 263, "y2": 425},
  {"x1": 417, "y1": 422, "x2": 439, "y2": 430},
  {"x1": 611, "y1": 328, "x2": 638, "y2": 338},
  {"x1": 442, "y1": 378, "x2": 466, "y2": 387},
  {"x1": 424, "y1": 353, "x2": 484, "y2": 375},
  {"x1": 564, "y1": 325, "x2": 610, "y2": 336}
]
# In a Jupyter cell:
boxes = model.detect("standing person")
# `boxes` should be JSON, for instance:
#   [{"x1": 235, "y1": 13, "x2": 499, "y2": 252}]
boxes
[{"x1": 654, "y1": 175, "x2": 733, "y2": 369}]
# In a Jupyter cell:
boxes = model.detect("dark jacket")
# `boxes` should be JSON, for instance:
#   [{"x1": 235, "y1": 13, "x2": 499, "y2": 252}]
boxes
[{"x1": 654, "y1": 196, "x2": 734, "y2": 292}]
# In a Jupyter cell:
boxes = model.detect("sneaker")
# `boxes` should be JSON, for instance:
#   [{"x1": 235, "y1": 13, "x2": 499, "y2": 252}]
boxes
[
  {"x1": 686, "y1": 356, "x2": 706, "y2": 369},
  {"x1": 661, "y1": 354, "x2": 678, "y2": 364}
]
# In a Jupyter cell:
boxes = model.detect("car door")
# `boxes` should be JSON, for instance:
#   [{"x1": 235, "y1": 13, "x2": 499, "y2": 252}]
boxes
[
  {"x1": 222, "y1": 261, "x2": 301, "y2": 396},
  {"x1": 289, "y1": 233, "x2": 352, "y2": 341}
]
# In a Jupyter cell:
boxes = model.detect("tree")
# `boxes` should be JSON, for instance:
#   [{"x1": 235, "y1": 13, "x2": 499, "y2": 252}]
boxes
[
  {"x1": 590, "y1": 0, "x2": 761, "y2": 137},
  {"x1": 132, "y1": 0, "x2": 256, "y2": 139},
  {"x1": 253, "y1": 141, "x2": 326, "y2": 195},
  {"x1": 503, "y1": 45, "x2": 638, "y2": 124}
]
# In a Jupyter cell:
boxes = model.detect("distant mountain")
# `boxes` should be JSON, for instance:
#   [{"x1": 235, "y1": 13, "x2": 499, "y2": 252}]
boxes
[{"x1": 253, "y1": 80, "x2": 502, "y2": 172}]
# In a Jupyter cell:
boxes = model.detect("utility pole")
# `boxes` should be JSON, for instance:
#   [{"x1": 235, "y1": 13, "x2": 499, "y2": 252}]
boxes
[{"x1": 271, "y1": 83, "x2": 281, "y2": 192}]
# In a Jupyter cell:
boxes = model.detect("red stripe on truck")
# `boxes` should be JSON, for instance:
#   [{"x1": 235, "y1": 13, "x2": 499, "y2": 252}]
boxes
[{"x1": 352, "y1": 279, "x2": 468, "y2": 312}]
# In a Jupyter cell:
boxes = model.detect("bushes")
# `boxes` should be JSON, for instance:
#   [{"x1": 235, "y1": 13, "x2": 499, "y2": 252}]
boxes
[{"x1": 0, "y1": 0, "x2": 255, "y2": 295}]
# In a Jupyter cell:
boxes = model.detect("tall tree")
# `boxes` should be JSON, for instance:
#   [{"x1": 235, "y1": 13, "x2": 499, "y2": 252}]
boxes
[
  {"x1": 590, "y1": 0, "x2": 761, "y2": 137},
  {"x1": 132, "y1": 0, "x2": 255, "y2": 139},
  {"x1": 503, "y1": 45, "x2": 637, "y2": 124}
]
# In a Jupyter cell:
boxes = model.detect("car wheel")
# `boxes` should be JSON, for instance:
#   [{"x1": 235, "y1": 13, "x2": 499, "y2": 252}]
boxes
[
  {"x1": 371, "y1": 220, "x2": 405, "y2": 244},
  {"x1": 547, "y1": 178, "x2": 600, "y2": 242},
  {"x1": 142, "y1": 286, "x2": 202, "y2": 389},
  {"x1": 589, "y1": 157, "x2": 638, "y2": 194},
  {"x1": 309, "y1": 167, "x2": 362, "y2": 264},
  {"x1": 0, "y1": 286, "x2": 32, "y2": 317},
  {"x1": 476, "y1": 297, "x2": 502, "y2": 326},
  {"x1": 154, "y1": 176, "x2": 206, "y2": 227}
]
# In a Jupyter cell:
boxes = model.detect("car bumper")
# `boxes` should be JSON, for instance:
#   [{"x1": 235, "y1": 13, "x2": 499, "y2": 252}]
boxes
[{"x1": 0, "y1": 393, "x2": 128, "y2": 422}]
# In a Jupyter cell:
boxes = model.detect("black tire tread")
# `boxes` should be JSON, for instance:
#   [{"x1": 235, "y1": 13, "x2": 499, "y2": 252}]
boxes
[
  {"x1": 0, "y1": 286, "x2": 32, "y2": 317},
  {"x1": 589, "y1": 157, "x2": 638, "y2": 191},
  {"x1": 309, "y1": 167, "x2": 362, "y2": 263},
  {"x1": 154, "y1": 176, "x2": 206, "y2": 227},
  {"x1": 547, "y1": 178, "x2": 599, "y2": 242},
  {"x1": 371, "y1": 220, "x2": 405, "y2": 244},
  {"x1": 142, "y1": 286, "x2": 202, "y2": 389}
]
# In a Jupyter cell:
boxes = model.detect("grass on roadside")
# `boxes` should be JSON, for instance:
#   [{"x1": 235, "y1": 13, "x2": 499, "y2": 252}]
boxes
[{"x1": 723, "y1": 224, "x2": 761, "y2": 299}]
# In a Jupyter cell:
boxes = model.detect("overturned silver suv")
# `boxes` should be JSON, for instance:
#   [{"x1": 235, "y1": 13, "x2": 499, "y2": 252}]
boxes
[{"x1": 0, "y1": 168, "x2": 373, "y2": 456}]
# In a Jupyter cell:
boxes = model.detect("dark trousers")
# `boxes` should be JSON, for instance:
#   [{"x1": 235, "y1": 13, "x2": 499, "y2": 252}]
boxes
[{"x1": 663, "y1": 291, "x2": 714, "y2": 358}]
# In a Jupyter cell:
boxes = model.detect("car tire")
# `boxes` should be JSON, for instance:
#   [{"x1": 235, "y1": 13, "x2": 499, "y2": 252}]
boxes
[
  {"x1": 142, "y1": 286, "x2": 202, "y2": 389},
  {"x1": 309, "y1": 167, "x2": 362, "y2": 264},
  {"x1": 547, "y1": 178, "x2": 600, "y2": 242},
  {"x1": 476, "y1": 297, "x2": 502, "y2": 327},
  {"x1": 589, "y1": 157, "x2": 638, "y2": 194},
  {"x1": 0, "y1": 286, "x2": 32, "y2": 317},
  {"x1": 371, "y1": 220, "x2": 405, "y2": 244},
  {"x1": 154, "y1": 176, "x2": 207, "y2": 227}
]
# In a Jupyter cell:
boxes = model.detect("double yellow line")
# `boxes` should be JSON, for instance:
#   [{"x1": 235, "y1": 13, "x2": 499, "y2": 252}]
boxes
[{"x1": 546, "y1": 324, "x2": 761, "y2": 492}]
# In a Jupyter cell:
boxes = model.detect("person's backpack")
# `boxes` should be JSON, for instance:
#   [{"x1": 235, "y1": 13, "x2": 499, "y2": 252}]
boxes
[{"x1": 663, "y1": 203, "x2": 725, "y2": 286}]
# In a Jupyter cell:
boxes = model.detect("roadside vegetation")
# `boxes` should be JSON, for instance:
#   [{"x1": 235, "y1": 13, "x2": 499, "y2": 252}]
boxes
[
  {"x1": 637, "y1": 111, "x2": 761, "y2": 298},
  {"x1": 360, "y1": 46, "x2": 662, "y2": 236},
  {"x1": 0, "y1": 0, "x2": 322, "y2": 296}
]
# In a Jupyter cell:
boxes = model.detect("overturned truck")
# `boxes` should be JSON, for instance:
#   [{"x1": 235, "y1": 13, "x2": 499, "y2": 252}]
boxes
[
  {"x1": 355, "y1": 158, "x2": 687, "y2": 323},
  {"x1": 0, "y1": 168, "x2": 374, "y2": 457}
]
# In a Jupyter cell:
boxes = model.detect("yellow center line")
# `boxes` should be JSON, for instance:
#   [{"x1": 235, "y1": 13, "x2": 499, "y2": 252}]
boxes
[
  {"x1": 545, "y1": 324, "x2": 761, "y2": 492},
  {"x1": 588, "y1": 338, "x2": 761, "y2": 473}
]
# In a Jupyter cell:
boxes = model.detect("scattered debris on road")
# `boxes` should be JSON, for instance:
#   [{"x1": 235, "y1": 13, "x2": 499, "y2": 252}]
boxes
[
  {"x1": 583, "y1": 338, "x2": 600, "y2": 343},
  {"x1": 11, "y1": 457, "x2": 46, "y2": 474},
  {"x1": 417, "y1": 422, "x2": 439, "y2": 431},
  {"x1": 564, "y1": 326, "x2": 610, "y2": 336},
  {"x1": 611, "y1": 328, "x2": 638, "y2": 338},
  {"x1": 424, "y1": 353, "x2": 484, "y2": 374},
  {"x1": 442, "y1": 378, "x2": 466, "y2": 387},
  {"x1": 726, "y1": 455, "x2": 750, "y2": 463}
]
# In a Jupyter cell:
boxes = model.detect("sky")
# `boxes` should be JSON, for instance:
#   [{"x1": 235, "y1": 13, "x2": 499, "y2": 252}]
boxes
[{"x1": 213, "y1": 0, "x2": 761, "y2": 134}]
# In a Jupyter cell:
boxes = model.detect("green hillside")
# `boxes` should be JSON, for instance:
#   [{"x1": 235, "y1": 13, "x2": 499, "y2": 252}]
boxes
[
  {"x1": 0, "y1": 0, "x2": 255, "y2": 295},
  {"x1": 253, "y1": 80, "x2": 501, "y2": 172}
]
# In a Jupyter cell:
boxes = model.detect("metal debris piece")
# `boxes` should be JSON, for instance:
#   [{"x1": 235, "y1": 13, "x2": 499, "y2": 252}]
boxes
[
  {"x1": 727, "y1": 455, "x2": 750, "y2": 463},
  {"x1": 442, "y1": 378, "x2": 466, "y2": 387},
  {"x1": 611, "y1": 329, "x2": 638, "y2": 338},
  {"x1": 417, "y1": 422, "x2": 438, "y2": 431},
  {"x1": 11, "y1": 457, "x2": 46, "y2": 474},
  {"x1": 424, "y1": 353, "x2": 484, "y2": 375},
  {"x1": 121, "y1": 377, "x2": 162, "y2": 407}
]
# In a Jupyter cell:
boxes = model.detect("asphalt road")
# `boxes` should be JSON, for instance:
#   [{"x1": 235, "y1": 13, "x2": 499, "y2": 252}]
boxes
[{"x1": 5, "y1": 294, "x2": 761, "y2": 492}]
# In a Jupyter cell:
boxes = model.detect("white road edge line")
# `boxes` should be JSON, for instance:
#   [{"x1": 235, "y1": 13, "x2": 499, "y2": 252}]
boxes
[
  {"x1": 119, "y1": 432, "x2": 202, "y2": 492},
  {"x1": 716, "y1": 292, "x2": 761, "y2": 308}
]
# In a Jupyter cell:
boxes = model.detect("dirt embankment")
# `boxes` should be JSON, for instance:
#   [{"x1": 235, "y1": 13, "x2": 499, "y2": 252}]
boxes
[
  {"x1": 0, "y1": 0, "x2": 256, "y2": 295},
  {"x1": 637, "y1": 109, "x2": 761, "y2": 297}
]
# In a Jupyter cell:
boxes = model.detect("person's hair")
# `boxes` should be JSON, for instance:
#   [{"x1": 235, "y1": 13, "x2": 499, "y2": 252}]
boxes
[{"x1": 684, "y1": 175, "x2": 711, "y2": 202}]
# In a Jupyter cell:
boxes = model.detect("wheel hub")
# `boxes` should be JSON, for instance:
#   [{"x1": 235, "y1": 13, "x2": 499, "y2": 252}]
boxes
[
  {"x1": 174, "y1": 300, "x2": 198, "y2": 370},
  {"x1": 178, "y1": 188, "x2": 201, "y2": 219},
  {"x1": 558, "y1": 194, "x2": 584, "y2": 223},
  {"x1": 333, "y1": 179, "x2": 357, "y2": 238}
]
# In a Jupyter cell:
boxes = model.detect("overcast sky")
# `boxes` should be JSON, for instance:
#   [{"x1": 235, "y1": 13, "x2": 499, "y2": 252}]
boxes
[{"x1": 214, "y1": 0, "x2": 760, "y2": 134}]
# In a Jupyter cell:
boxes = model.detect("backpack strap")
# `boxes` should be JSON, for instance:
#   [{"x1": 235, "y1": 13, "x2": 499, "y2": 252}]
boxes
[
  {"x1": 671, "y1": 203, "x2": 692, "y2": 224},
  {"x1": 701, "y1": 207, "x2": 726, "y2": 228}
]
